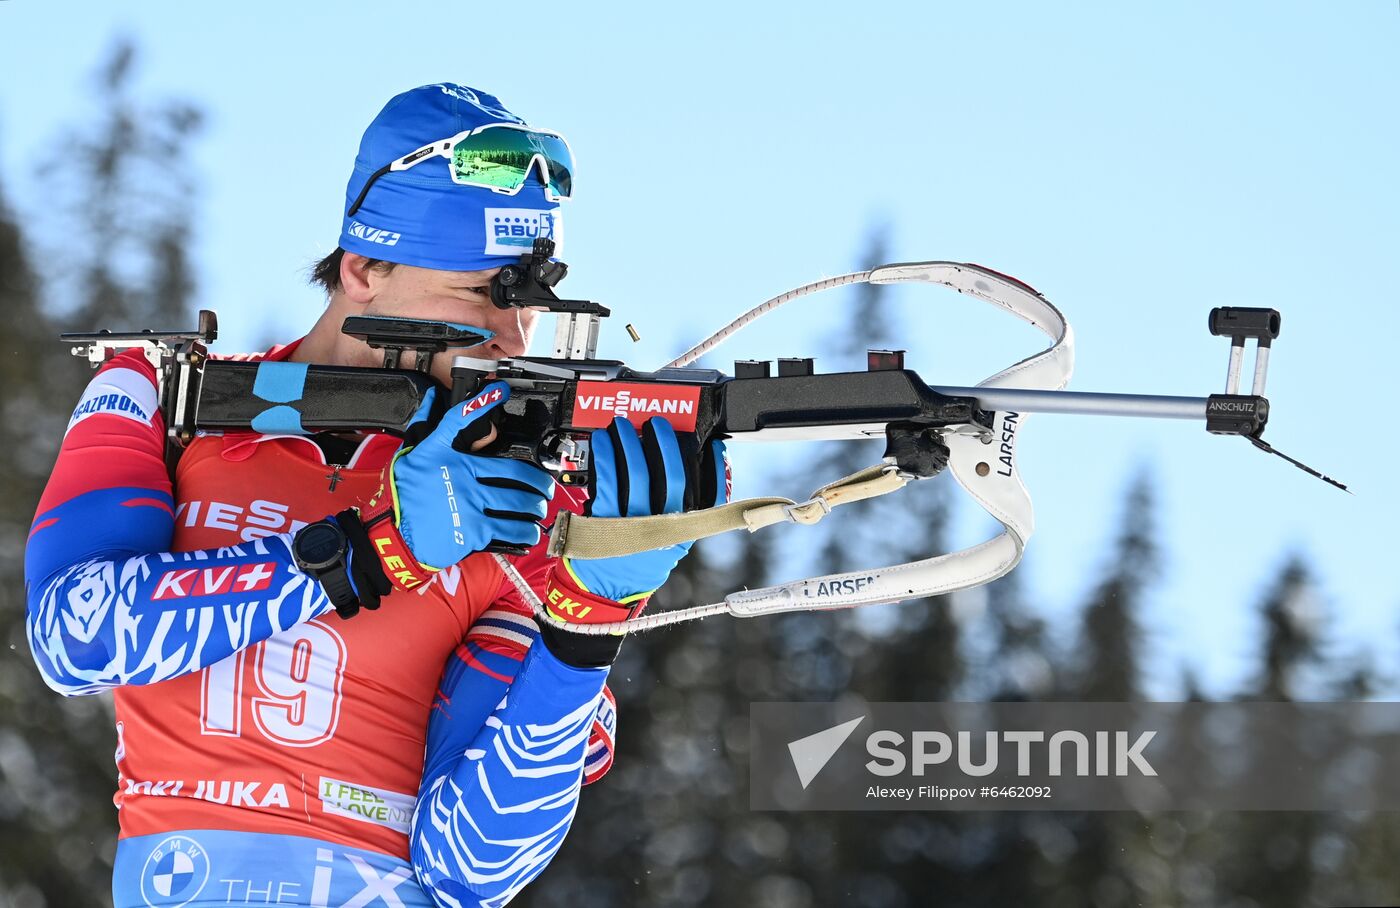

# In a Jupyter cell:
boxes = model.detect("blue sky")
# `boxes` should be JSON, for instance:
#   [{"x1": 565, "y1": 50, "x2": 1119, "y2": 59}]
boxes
[{"x1": 1, "y1": 1, "x2": 1395, "y2": 696}]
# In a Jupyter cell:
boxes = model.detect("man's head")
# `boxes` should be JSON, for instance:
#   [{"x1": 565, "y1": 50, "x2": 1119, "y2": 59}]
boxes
[{"x1": 302, "y1": 83, "x2": 568, "y2": 386}]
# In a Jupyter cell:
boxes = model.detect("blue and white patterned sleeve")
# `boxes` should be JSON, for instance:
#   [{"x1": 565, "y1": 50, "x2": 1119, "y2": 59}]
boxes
[
  {"x1": 24, "y1": 349, "x2": 335, "y2": 696},
  {"x1": 27, "y1": 529, "x2": 333, "y2": 697},
  {"x1": 411, "y1": 608, "x2": 615, "y2": 908}
]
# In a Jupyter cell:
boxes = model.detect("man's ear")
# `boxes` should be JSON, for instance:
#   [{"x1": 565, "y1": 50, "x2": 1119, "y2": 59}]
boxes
[{"x1": 339, "y1": 252, "x2": 387, "y2": 305}]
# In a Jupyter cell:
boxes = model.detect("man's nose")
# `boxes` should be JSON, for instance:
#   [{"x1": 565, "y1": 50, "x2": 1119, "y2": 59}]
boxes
[{"x1": 488, "y1": 315, "x2": 530, "y2": 358}]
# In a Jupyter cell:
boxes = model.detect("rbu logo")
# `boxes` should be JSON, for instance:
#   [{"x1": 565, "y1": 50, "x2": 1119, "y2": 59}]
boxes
[
  {"x1": 492, "y1": 218, "x2": 554, "y2": 242},
  {"x1": 483, "y1": 208, "x2": 562, "y2": 255},
  {"x1": 348, "y1": 220, "x2": 401, "y2": 247}
]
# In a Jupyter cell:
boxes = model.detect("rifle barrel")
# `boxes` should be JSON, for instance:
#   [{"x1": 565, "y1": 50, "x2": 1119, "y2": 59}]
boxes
[{"x1": 932, "y1": 386, "x2": 1208, "y2": 421}]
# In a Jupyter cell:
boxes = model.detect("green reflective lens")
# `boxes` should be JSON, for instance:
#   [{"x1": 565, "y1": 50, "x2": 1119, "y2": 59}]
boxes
[{"x1": 449, "y1": 127, "x2": 573, "y2": 199}]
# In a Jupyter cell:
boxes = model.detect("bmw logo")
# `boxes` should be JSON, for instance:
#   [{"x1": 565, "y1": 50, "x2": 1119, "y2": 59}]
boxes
[{"x1": 139, "y1": 835, "x2": 210, "y2": 907}]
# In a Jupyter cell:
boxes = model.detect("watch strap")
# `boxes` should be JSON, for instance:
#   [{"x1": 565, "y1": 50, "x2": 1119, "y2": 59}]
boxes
[{"x1": 317, "y1": 558, "x2": 361, "y2": 619}]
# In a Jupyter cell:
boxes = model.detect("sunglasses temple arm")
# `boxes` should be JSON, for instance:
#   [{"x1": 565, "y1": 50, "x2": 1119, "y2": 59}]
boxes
[
  {"x1": 346, "y1": 140, "x2": 455, "y2": 217},
  {"x1": 346, "y1": 162, "x2": 394, "y2": 218}
]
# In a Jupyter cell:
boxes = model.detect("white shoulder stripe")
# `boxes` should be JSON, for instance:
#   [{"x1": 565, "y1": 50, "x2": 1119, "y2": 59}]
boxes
[{"x1": 65, "y1": 367, "x2": 159, "y2": 436}]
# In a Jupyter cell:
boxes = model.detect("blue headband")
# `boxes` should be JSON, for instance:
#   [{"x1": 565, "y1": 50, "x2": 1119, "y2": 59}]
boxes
[{"x1": 339, "y1": 83, "x2": 563, "y2": 272}]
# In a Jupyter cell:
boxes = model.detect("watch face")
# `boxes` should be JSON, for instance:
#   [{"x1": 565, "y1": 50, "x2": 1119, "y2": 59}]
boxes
[{"x1": 296, "y1": 522, "x2": 344, "y2": 570}]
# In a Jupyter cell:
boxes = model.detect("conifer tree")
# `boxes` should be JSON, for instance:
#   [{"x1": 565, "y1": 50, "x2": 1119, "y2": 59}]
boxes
[
  {"x1": 36, "y1": 37, "x2": 202, "y2": 329},
  {"x1": 971, "y1": 556, "x2": 1057, "y2": 702},
  {"x1": 0, "y1": 139, "x2": 119, "y2": 908},
  {"x1": 1252, "y1": 554, "x2": 1322, "y2": 701},
  {"x1": 1216, "y1": 554, "x2": 1330, "y2": 907},
  {"x1": 1054, "y1": 469, "x2": 1161, "y2": 907},
  {"x1": 0, "y1": 39, "x2": 203, "y2": 907},
  {"x1": 1075, "y1": 469, "x2": 1157, "y2": 702},
  {"x1": 946, "y1": 561, "x2": 1064, "y2": 906}
]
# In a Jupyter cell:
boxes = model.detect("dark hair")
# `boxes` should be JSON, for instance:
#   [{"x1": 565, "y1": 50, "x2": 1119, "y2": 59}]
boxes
[{"x1": 309, "y1": 247, "x2": 397, "y2": 295}]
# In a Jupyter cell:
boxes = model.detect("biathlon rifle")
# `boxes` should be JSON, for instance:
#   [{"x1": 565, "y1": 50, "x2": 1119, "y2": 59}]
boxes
[{"x1": 63, "y1": 239, "x2": 1344, "y2": 632}]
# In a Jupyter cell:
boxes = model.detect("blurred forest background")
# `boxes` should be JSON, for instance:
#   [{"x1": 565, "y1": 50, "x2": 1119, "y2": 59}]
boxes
[{"x1": 1, "y1": 42, "x2": 1395, "y2": 908}]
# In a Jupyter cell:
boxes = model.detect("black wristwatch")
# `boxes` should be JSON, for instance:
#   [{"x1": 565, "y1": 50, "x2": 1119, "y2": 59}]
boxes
[{"x1": 292, "y1": 519, "x2": 359, "y2": 618}]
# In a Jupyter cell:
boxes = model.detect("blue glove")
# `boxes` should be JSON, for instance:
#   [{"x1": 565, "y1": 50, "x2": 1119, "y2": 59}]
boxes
[
  {"x1": 359, "y1": 382, "x2": 555, "y2": 585},
  {"x1": 564, "y1": 417, "x2": 729, "y2": 604}
]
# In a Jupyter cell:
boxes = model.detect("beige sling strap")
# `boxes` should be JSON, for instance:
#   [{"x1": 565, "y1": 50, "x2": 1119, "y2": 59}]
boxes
[{"x1": 546, "y1": 463, "x2": 909, "y2": 560}]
